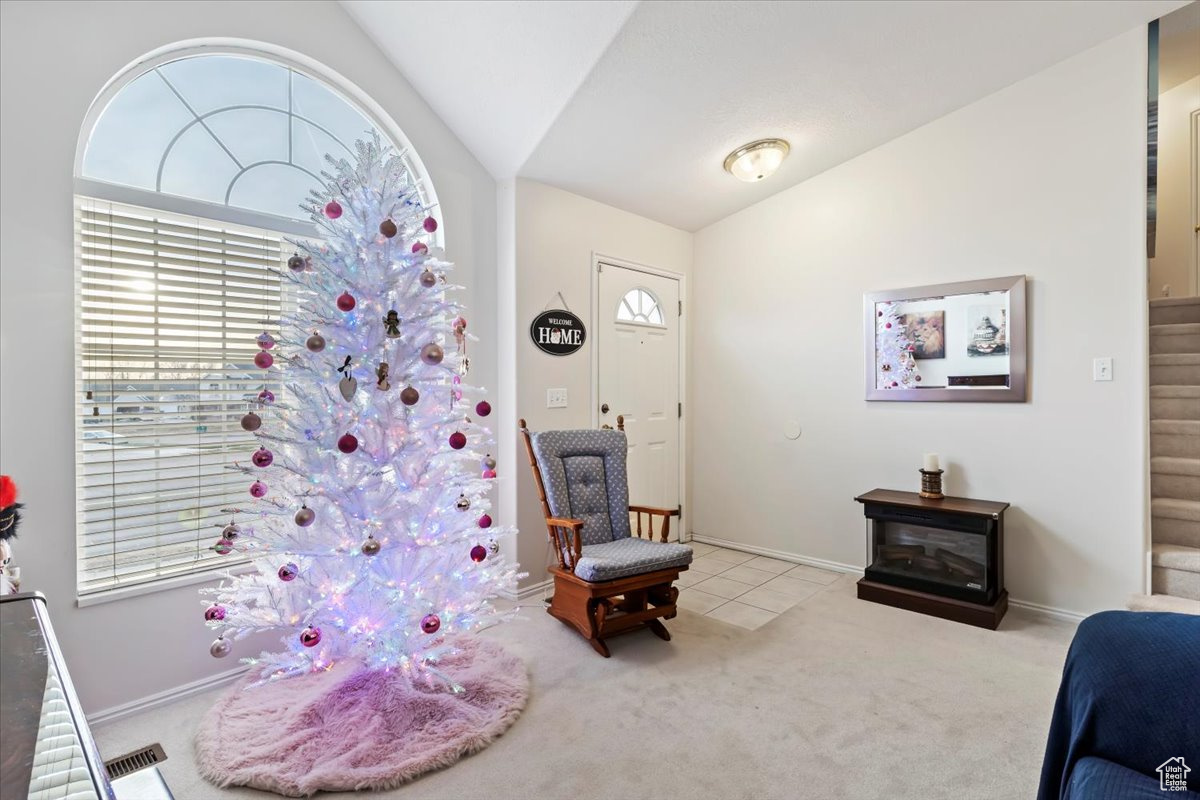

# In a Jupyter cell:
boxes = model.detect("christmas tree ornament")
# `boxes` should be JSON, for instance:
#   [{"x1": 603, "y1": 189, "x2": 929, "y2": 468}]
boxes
[
  {"x1": 482, "y1": 455, "x2": 497, "y2": 470},
  {"x1": 375, "y1": 362, "x2": 391, "y2": 391},
  {"x1": 423, "y1": 216, "x2": 438, "y2": 233},
  {"x1": 361, "y1": 536, "x2": 381, "y2": 556},
  {"x1": 337, "y1": 356, "x2": 358, "y2": 401},
  {"x1": 256, "y1": 332, "x2": 276, "y2": 350},
  {"x1": 210, "y1": 636, "x2": 232, "y2": 658},
  {"x1": 205, "y1": 605, "x2": 226, "y2": 622},
  {"x1": 482, "y1": 468, "x2": 497, "y2": 479},
  {"x1": 419, "y1": 269, "x2": 437, "y2": 288},
  {"x1": 252, "y1": 447, "x2": 274, "y2": 468},
  {"x1": 306, "y1": 332, "x2": 326, "y2": 352},
  {"x1": 222, "y1": 523, "x2": 240, "y2": 540},
  {"x1": 250, "y1": 480, "x2": 268, "y2": 498},
  {"x1": 241, "y1": 411, "x2": 262, "y2": 431},
  {"x1": 294, "y1": 505, "x2": 315, "y2": 527},
  {"x1": 420, "y1": 343, "x2": 444, "y2": 365},
  {"x1": 300, "y1": 626, "x2": 322, "y2": 647},
  {"x1": 379, "y1": 218, "x2": 398, "y2": 238},
  {"x1": 278, "y1": 562, "x2": 298, "y2": 582},
  {"x1": 337, "y1": 433, "x2": 359, "y2": 453},
  {"x1": 383, "y1": 310, "x2": 401, "y2": 338},
  {"x1": 258, "y1": 389, "x2": 275, "y2": 404},
  {"x1": 336, "y1": 291, "x2": 356, "y2": 312},
  {"x1": 448, "y1": 431, "x2": 467, "y2": 450},
  {"x1": 453, "y1": 317, "x2": 467, "y2": 335},
  {"x1": 455, "y1": 494, "x2": 471, "y2": 511},
  {"x1": 254, "y1": 351, "x2": 274, "y2": 369},
  {"x1": 324, "y1": 200, "x2": 343, "y2": 219},
  {"x1": 488, "y1": 539, "x2": 500, "y2": 555},
  {"x1": 470, "y1": 545, "x2": 487, "y2": 563},
  {"x1": 411, "y1": 242, "x2": 428, "y2": 255},
  {"x1": 288, "y1": 253, "x2": 306, "y2": 271},
  {"x1": 214, "y1": 538, "x2": 234, "y2": 555},
  {"x1": 478, "y1": 514, "x2": 492, "y2": 529},
  {"x1": 420, "y1": 613, "x2": 441, "y2": 634},
  {"x1": 475, "y1": 401, "x2": 491, "y2": 417},
  {"x1": 400, "y1": 385, "x2": 419, "y2": 405}
]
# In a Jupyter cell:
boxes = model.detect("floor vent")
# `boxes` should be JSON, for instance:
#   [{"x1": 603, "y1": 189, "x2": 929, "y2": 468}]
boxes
[{"x1": 104, "y1": 742, "x2": 167, "y2": 779}]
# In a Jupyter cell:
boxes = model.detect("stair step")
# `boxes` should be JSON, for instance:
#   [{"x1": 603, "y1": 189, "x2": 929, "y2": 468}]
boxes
[
  {"x1": 1152, "y1": 566, "x2": 1200, "y2": 600},
  {"x1": 1150, "y1": 296, "x2": 1200, "y2": 325},
  {"x1": 1150, "y1": 386, "x2": 1200, "y2": 421},
  {"x1": 1152, "y1": 457, "x2": 1200, "y2": 476},
  {"x1": 1151, "y1": 420, "x2": 1200, "y2": 458},
  {"x1": 1149, "y1": 353, "x2": 1200, "y2": 386},
  {"x1": 1150, "y1": 323, "x2": 1200, "y2": 355},
  {"x1": 1150, "y1": 460, "x2": 1200, "y2": 500},
  {"x1": 1153, "y1": 497, "x2": 1200, "y2": 521},
  {"x1": 1152, "y1": 542, "x2": 1200, "y2": 571},
  {"x1": 1126, "y1": 593, "x2": 1200, "y2": 614},
  {"x1": 1151, "y1": 419, "x2": 1200, "y2": 436},
  {"x1": 1150, "y1": 385, "x2": 1200, "y2": 398},
  {"x1": 1152, "y1": 498, "x2": 1200, "y2": 548}
]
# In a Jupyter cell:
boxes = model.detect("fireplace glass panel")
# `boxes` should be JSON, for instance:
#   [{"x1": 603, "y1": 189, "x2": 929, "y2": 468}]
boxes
[{"x1": 869, "y1": 520, "x2": 990, "y2": 596}]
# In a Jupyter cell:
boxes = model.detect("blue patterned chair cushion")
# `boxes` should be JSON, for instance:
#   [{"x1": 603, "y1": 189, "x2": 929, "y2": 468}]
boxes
[
  {"x1": 573, "y1": 538, "x2": 694, "y2": 582},
  {"x1": 530, "y1": 429, "x2": 632, "y2": 545}
]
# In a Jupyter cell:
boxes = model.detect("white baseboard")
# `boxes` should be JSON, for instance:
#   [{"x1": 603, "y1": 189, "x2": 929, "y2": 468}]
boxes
[
  {"x1": 89, "y1": 664, "x2": 248, "y2": 728},
  {"x1": 690, "y1": 533, "x2": 1087, "y2": 624},
  {"x1": 501, "y1": 577, "x2": 552, "y2": 602}
]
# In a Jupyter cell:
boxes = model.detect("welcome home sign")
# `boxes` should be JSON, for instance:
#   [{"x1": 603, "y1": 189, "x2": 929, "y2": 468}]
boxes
[{"x1": 530, "y1": 309, "x2": 586, "y2": 356}]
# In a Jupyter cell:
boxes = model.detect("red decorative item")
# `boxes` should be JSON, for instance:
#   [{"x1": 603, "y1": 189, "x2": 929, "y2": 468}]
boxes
[
  {"x1": 250, "y1": 480, "x2": 268, "y2": 498},
  {"x1": 482, "y1": 468, "x2": 497, "y2": 479},
  {"x1": 300, "y1": 626, "x2": 322, "y2": 647},
  {"x1": 278, "y1": 562, "x2": 298, "y2": 582},
  {"x1": 214, "y1": 538, "x2": 234, "y2": 555},
  {"x1": 470, "y1": 545, "x2": 487, "y2": 563},
  {"x1": 420, "y1": 613, "x2": 441, "y2": 634},
  {"x1": 241, "y1": 412, "x2": 262, "y2": 431},
  {"x1": 0, "y1": 476, "x2": 16, "y2": 512},
  {"x1": 324, "y1": 201, "x2": 342, "y2": 219},
  {"x1": 379, "y1": 218, "x2": 398, "y2": 238},
  {"x1": 204, "y1": 605, "x2": 226, "y2": 621},
  {"x1": 337, "y1": 433, "x2": 359, "y2": 453},
  {"x1": 257, "y1": 389, "x2": 275, "y2": 404},
  {"x1": 474, "y1": 401, "x2": 491, "y2": 417},
  {"x1": 336, "y1": 292, "x2": 356, "y2": 312},
  {"x1": 448, "y1": 431, "x2": 467, "y2": 450},
  {"x1": 423, "y1": 216, "x2": 438, "y2": 233},
  {"x1": 251, "y1": 448, "x2": 274, "y2": 468},
  {"x1": 254, "y1": 351, "x2": 273, "y2": 369},
  {"x1": 478, "y1": 514, "x2": 492, "y2": 529},
  {"x1": 411, "y1": 242, "x2": 428, "y2": 255},
  {"x1": 256, "y1": 332, "x2": 276, "y2": 350},
  {"x1": 400, "y1": 386, "x2": 419, "y2": 405}
]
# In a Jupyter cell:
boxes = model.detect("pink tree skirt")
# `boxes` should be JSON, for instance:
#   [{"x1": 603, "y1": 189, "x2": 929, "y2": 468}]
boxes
[{"x1": 195, "y1": 637, "x2": 528, "y2": 797}]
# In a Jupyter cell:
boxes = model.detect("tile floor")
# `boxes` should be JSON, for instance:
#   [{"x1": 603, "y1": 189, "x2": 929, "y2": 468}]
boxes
[{"x1": 676, "y1": 542, "x2": 843, "y2": 630}]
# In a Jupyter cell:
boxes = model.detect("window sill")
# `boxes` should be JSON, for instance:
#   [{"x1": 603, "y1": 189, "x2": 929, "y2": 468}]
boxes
[{"x1": 76, "y1": 561, "x2": 254, "y2": 608}]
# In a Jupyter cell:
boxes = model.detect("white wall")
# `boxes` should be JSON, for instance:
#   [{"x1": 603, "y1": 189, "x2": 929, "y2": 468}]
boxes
[
  {"x1": 512, "y1": 180, "x2": 693, "y2": 587},
  {"x1": 0, "y1": 0, "x2": 497, "y2": 714},
  {"x1": 1149, "y1": 75, "x2": 1200, "y2": 297},
  {"x1": 692, "y1": 28, "x2": 1149, "y2": 618}
]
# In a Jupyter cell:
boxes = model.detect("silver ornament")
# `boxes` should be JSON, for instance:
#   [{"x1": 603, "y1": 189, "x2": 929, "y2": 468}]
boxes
[
  {"x1": 419, "y1": 270, "x2": 437, "y2": 288},
  {"x1": 339, "y1": 374, "x2": 358, "y2": 401},
  {"x1": 222, "y1": 522, "x2": 240, "y2": 540},
  {"x1": 482, "y1": 455, "x2": 497, "y2": 470},
  {"x1": 487, "y1": 539, "x2": 500, "y2": 555},
  {"x1": 361, "y1": 536, "x2": 381, "y2": 556},
  {"x1": 306, "y1": 333, "x2": 326, "y2": 352},
  {"x1": 294, "y1": 506, "x2": 315, "y2": 527},
  {"x1": 455, "y1": 494, "x2": 471, "y2": 511},
  {"x1": 420, "y1": 343, "x2": 444, "y2": 365},
  {"x1": 210, "y1": 637, "x2": 231, "y2": 658}
]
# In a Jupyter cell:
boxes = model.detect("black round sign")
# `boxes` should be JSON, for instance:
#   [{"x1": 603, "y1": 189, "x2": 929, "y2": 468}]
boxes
[{"x1": 530, "y1": 309, "x2": 586, "y2": 356}]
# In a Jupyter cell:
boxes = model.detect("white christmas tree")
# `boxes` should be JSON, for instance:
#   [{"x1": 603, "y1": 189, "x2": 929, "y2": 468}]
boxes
[
  {"x1": 875, "y1": 302, "x2": 921, "y2": 389},
  {"x1": 202, "y1": 134, "x2": 521, "y2": 684}
]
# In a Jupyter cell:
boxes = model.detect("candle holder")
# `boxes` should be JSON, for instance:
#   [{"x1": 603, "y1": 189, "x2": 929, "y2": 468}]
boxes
[{"x1": 919, "y1": 469, "x2": 944, "y2": 500}]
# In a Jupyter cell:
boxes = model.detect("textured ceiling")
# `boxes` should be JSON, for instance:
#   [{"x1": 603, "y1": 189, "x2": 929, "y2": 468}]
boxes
[{"x1": 344, "y1": 0, "x2": 1189, "y2": 231}]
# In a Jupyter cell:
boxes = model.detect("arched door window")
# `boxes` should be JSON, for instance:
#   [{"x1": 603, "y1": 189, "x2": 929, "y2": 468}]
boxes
[{"x1": 616, "y1": 288, "x2": 665, "y2": 326}]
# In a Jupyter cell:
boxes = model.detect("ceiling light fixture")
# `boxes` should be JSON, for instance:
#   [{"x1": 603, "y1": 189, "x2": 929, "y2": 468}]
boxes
[{"x1": 723, "y1": 138, "x2": 790, "y2": 182}]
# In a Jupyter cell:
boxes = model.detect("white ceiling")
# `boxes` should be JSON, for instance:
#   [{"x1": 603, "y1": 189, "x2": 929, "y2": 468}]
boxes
[
  {"x1": 1159, "y1": 1, "x2": 1200, "y2": 92},
  {"x1": 344, "y1": 0, "x2": 1190, "y2": 231}
]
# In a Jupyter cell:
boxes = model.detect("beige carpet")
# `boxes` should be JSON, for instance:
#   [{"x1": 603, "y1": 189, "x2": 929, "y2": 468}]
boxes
[{"x1": 93, "y1": 574, "x2": 1076, "y2": 799}]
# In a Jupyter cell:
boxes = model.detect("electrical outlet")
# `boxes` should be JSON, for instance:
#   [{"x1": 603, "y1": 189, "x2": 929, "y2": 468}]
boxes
[
  {"x1": 1093, "y1": 357, "x2": 1112, "y2": 382},
  {"x1": 546, "y1": 388, "x2": 568, "y2": 408}
]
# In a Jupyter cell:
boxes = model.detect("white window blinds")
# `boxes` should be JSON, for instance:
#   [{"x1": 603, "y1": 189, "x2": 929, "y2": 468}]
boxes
[{"x1": 75, "y1": 197, "x2": 286, "y2": 596}]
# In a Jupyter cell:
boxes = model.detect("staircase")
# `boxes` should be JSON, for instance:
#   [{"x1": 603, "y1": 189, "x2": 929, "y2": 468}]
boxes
[{"x1": 1136, "y1": 297, "x2": 1200, "y2": 613}]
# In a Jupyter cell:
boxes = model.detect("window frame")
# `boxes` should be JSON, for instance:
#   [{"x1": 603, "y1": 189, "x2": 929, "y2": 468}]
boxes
[{"x1": 615, "y1": 287, "x2": 667, "y2": 327}]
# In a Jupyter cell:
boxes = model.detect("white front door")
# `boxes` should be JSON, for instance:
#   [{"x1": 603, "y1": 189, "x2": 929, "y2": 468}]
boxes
[{"x1": 596, "y1": 262, "x2": 681, "y2": 540}]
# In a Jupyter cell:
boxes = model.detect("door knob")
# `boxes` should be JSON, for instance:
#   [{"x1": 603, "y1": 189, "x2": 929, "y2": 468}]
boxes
[{"x1": 601, "y1": 403, "x2": 610, "y2": 414}]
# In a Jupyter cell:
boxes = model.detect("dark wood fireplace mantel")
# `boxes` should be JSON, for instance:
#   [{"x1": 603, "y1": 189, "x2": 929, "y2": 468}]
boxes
[{"x1": 855, "y1": 489, "x2": 1009, "y2": 629}]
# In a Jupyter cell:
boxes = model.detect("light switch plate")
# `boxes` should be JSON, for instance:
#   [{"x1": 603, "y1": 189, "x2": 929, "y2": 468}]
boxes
[
  {"x1": 1093, "y1": 357, "x2": 1112, "y2": 382},
  {"x1": 546, "y1": 388, "x2": 568, "y2": 408}
]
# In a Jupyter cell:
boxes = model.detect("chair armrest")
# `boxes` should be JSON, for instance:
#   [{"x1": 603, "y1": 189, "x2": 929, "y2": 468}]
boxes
[
  {"x1": 629, "y1": 506, "x2": 679, "y2": 543},
  {"x1": 628, "y1": 505, "x2": 679, "y2": 517},
  {"x1": 545, "y1": 518, "x2": 584, "y2": 570}
]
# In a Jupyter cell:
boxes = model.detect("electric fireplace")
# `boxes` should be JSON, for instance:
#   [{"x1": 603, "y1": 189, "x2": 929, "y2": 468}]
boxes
[{"x1": 854, "y1": 489, "x2": 1008, "y2": 629}]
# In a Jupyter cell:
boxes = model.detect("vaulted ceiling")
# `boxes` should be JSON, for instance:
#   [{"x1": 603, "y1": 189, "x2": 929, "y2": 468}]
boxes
[{"x1": 344, "y1": 0, "x2": 1190, "y2": 231}]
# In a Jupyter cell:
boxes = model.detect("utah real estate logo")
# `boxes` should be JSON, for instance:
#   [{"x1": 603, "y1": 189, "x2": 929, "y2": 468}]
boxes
[{"x1": 1158, "y1": 757, "x2": 1190, "y2": 792}]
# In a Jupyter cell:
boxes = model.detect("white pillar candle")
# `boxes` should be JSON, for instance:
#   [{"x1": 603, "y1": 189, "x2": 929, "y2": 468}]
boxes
[{"x1": 923, "y1": 453, "x2": 940, "y2": 472}]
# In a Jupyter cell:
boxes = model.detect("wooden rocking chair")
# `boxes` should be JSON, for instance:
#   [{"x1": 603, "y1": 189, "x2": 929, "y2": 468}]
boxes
[{"x1": 520, "y1": 417, "x2": 693, "y2": 657}]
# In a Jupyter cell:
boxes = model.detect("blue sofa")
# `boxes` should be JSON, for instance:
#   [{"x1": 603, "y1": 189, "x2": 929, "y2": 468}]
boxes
[{"x1": 1037, "y1": 611, "x2": 1200, "y2": 799}]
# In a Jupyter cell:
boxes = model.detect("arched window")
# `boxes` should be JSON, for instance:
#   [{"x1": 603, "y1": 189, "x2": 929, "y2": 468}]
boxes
[
  {"x1": 74, "y1": 46, "x2": 437, "y2": 601},
  {"x1": 616, "y1": 288, "x2": 665, "y2": 326}
]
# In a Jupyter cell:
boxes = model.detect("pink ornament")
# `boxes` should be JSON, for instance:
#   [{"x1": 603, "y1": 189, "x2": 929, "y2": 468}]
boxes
[
  {"x1": 423, "y1": 216, "x2": 438, "y2": 233},
  {"x1": 482, "y1": 469, "x2": 497, "y2": 479},
  {"x1": 215, "y1": 538, "x2": 234, "y2": 555},
  {"x1": 421, "y1": 614, "x2": 441, "y2": 634},
  {"x1": 278, "y1": 562, "x2": 298, "y2": 582},
  {"x1": 411, "y1": 242, "x2": 428, "y2": 255},
  {"x1": 475, "y1": 401, "x2": 491, "y2": 417},
  {"x1": 449, "y1": 431, "x2": 467, "y2": 450},
  {"x1": 478, "y1": 514, "x2": 492, "y2": 529},
  {"x1": 454, "y1": 317, "x2": 467, "y2": 333},
  {"x1": 204, "y1": 605, "x2": 226, "y2": 622},
  {"x1": 885, "y1": 322, "x2": 892, "y2": 329},
  {"x1": 256, "y1": 332, "x2": 275, "y2": 350},
  {"x1": 300, "y1": 626, "x2": 322, "y2": 647},
  {"x1": 251, "y1": 447, "x2": 273, "y2": 468},
  {"x1": 258, "y1": 389, "x2": 275, "y2": 404},
  {"x1": 470, "y1": 545, "x2": 487, "y2": 563},
  {"x1": 254, "y1": 351, "x2": 273, "y2": 369},
  {"x1": 250, "y1": 480, "x2": 268, "y2": 498},
  {"x1": 336, "y1": 292, "x2": 356, "y2": 312},
  {"x1": 337, "y1": 433, "x2": 359, "y2": 453},
  {"x1": 324, "y1": 201, "x2": 343, "y2": 219}
]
